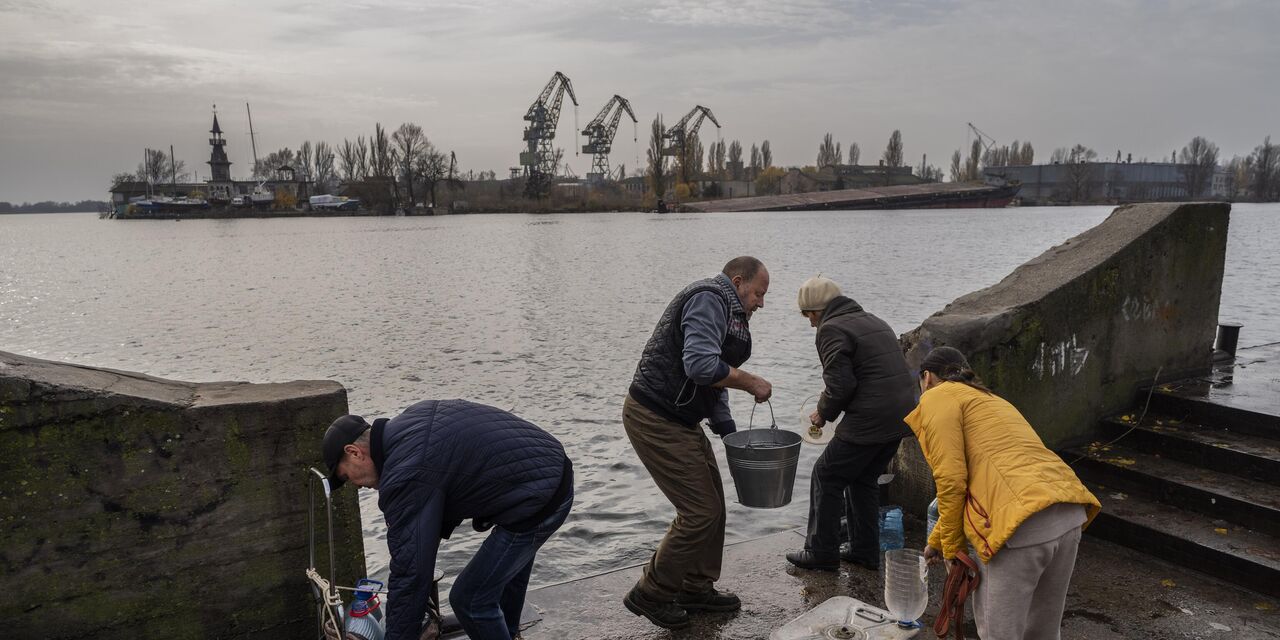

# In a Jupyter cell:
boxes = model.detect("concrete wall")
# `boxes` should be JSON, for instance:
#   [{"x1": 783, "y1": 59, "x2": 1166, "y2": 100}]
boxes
[
  {"x1": 0, "y1": 352, "x2": 365, "y2": 639},
  {"x1": 891, "y1": 202, "x2": 1230, "y2": 512}
]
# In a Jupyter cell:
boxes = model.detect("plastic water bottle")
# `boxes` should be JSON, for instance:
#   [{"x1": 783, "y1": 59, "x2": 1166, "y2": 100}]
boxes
[
  {"x1": 883, "y1": 548, "x2": 928, "y2": 628},
  {"x1": 879, "y1": 506, "x2": 904, "y2": 553},
  {"x1": 343, "y1": 578, "x2": 386, "y2": 640},
  {"x1": 927, "y1": 498, "x2": 939, "y2": 538}
]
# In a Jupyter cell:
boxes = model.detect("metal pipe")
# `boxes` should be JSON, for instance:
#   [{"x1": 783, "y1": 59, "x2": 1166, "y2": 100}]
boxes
[{"x1": 1215, "y1": 322, "x2": 1243, "y2": 357}]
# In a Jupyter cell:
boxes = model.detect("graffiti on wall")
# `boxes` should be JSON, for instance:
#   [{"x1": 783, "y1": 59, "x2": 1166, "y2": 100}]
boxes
[
  {"x1": 1031, "y1": 334, "x2": 1090, "y2": 379},
  {"x1": 1121, "y1": 295, "x2": 1156, "y2": 322}
]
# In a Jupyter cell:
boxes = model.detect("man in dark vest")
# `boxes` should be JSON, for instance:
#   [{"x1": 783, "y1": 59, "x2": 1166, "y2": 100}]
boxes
[
  {"x1": 622, "y1": 256, "x2": 773, "y2": 629},
  {"x1": 323, "y1": 400, "x2": 573, "y2": 640},
  {"x1": 785, "y1": 275, "x2": 916, "y2": 571}
]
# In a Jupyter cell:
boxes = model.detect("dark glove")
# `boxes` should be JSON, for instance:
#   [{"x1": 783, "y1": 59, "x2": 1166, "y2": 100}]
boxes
[{"x1": 710, "y1": 419, "x2": 737, "y2": 437}]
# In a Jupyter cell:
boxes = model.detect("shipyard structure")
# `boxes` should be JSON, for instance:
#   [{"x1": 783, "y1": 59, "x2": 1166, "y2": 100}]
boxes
[{"x1": 106, "y1": 113, "x2": 320, "y2": 218}]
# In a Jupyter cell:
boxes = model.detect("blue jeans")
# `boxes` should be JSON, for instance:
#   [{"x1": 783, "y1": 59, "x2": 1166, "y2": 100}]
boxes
[{"x1": 450, "y1": 492, "x2": 573, "y2": 639}]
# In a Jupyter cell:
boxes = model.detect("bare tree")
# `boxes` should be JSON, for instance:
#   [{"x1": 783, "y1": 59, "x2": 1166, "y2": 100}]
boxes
[
  {"x1": 847, "y1": 142, "x2": 860, "y2": 166},
  {"x1": 135, "y1": 148, "x2": 187, "y2": 185},
  {"x1": 949, "y1": 150, "x2": 963, "y2": 182},
  {"x1": 312, "y1": 141, "x2": 336, "y2": 193},
  {"x1": 727, "y1": 140, "x2": 743, "y2": 180},
  {"x1": 1061, "y1": 144, "x2": 1098, "y2": 202},
  {"x1": 882, "y1": 130, "x2": 904, "y2": 167},
  {"x1": 414, "y1": 143, "x2": 450, "y2": 208},
  {"x1": 1178, "y1": 136, "x2": 1219, "y2": 198},
  {"x1": 761, "y1": 140, "x2": 773, "y2": 169},
  {"x1": 298, "y1": 141, "x2": 314, "y2": 181},
  {"x1": 964, "y1": 140, "x2": 982, "y2": 181},
  {"x1": 749, "y1": 143, "x2": 761, "y2": 178},
  {"x1": 1019, "y1": 141, "x2": 1035, "y2": 165},
  {"x1": 818, "y1": 133, "x2": 839, "y2": 167},
  {"x1": 393, "y1": 122, "x2": 428, "y2": 205},
  {"x1": 1252, "y1": 136, "x2": 1278, "y2": 201},
  {"x1": 337, "y1": 138, "x2": 366, "y2": 183},
  {"x1": 369, "y1": 124, "x2": 394, "y2": 179},
  {"x1": 646, "y1": 115, "x2": 666, "y2": 198},
  {"x1": 916, "y1": 154, "x2": 942, "y2": 182},
  {"x1": 255, "y1": 148, "x2": 296, "y2": 179}
]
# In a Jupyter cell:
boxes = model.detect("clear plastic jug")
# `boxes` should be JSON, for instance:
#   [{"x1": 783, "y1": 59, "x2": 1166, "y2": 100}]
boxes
[{"x1": 883, "y1": 548, "x2": 928, "y2": 628}]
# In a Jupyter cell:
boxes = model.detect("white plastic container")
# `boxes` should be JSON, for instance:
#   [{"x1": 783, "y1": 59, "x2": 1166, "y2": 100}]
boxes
[
  {"x1": 770, "y1": 596, "x2": 921, "y2": 639},
  {"x1": 883, "y1": 549, "x2": 928, "y2": 628}
]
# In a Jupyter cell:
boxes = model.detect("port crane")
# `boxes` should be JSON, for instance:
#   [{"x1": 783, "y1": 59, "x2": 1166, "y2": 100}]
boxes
[
  {"x1": 581, "y1": 95, "x2": 638, "y2": 183},
  {"x1": 520, "y1": 71, "x2": 578, "y2": 198},
  {"x1": 662, "y1": 105, "x2": 720, "y2": 158},
  {"x1": 967, "y1": 122, "x2": 997, "y2": 157}
]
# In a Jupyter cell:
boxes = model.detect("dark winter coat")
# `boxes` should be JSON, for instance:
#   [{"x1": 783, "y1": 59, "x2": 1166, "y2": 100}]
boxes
[
  {"x1": 814, "y1": 296, "x2": 917, "y2": 444},
  {"x1": 375, "y1": 400, "x2": 572, "y2": 640}
]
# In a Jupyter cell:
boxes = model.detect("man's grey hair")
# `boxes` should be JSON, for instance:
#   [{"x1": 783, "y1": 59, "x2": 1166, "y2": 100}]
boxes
[
  {"x1": 722, "y1": 256, "x2": 764, "y2": 281},
  {"x1": 353, "y1": 429, "x2": 372, "y2": 449}
]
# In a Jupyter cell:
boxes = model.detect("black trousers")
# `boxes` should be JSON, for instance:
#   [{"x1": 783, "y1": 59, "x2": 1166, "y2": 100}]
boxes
[{"x1": 804, "y1": 437, "x2": 901, "y2": 561}]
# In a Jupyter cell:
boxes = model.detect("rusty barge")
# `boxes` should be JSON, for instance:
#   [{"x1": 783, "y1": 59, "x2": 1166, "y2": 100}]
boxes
[{"x1": 681, "y1": 182, "x2": 1020, "y2": 213}]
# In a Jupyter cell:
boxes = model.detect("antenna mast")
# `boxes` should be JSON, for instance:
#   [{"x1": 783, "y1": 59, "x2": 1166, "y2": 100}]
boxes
[{"x1": 246, "y1": 102, "x2": 260, "y2": 174}]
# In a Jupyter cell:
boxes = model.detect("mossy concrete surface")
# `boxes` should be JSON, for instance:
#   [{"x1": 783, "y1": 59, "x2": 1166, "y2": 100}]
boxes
[
  {"x1": 893, "y1": 202, "x2": 1230, "y2": 512},
  {"x1": 0, "y1": 352, "x2": 365, "y2": 639}
]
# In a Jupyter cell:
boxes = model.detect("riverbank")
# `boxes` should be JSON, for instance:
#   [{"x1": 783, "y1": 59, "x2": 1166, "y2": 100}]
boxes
[{"x1": 519, "y1": 524, "x2": 1277, "y2": 639}]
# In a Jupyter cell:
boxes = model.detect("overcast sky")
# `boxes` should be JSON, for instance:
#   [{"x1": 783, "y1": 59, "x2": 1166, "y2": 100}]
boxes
[{"x1": 1, "y1": 0, "x2": 1276, "y2": 202}]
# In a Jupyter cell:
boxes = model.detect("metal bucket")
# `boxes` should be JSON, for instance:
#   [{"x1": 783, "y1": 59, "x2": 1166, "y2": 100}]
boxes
[{"x1": 722, "y1": 402, "x2": 802, "y2": 508}]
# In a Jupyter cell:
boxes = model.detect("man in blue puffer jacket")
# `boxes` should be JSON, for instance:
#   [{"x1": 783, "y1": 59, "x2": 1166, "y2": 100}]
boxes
[{"x1": 323, "y1": 400, "x2": 574, "y2": 640}]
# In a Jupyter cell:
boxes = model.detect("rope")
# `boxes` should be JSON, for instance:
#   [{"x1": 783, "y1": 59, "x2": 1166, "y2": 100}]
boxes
[
  {"x1": 933, "y1": 552, "x2": 980, "y2": 639},
  {"x1": 307, "y1": 568, "x2": 344, "y2": 640}
]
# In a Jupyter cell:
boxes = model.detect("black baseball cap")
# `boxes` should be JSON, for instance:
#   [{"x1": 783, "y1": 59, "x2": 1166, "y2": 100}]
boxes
[{"x1": 323, "y1": 415, "x2": 371, "y2": 490}]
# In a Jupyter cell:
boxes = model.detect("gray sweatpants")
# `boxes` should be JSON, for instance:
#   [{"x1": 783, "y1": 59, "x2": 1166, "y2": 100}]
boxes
[{"x1": 972, "y1": 525, "x2": 1082, "y2": 640}]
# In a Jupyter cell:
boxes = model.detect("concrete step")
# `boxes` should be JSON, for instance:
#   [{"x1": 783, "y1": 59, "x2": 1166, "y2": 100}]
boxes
[
  {"x1": 1067, "y1": 442, "x2": 1280, "y2": 537},
  {"x1": 1147, "y1": 387, "x2": 1280, "y2": 441},
  {"x1": 1097, "y1": 415, "x2": 1280, "y2": 484},
  {"x1": 1082, "y1": 481, "x2": 1280, "y2": 597}
]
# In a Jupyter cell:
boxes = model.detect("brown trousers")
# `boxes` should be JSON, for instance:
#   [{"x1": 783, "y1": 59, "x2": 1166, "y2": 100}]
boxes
[{"x1": 623, "y1": 394, "x2": 726, "y2": 601}]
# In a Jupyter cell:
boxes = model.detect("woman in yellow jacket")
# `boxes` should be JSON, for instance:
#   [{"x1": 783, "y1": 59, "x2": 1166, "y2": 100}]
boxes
[{"x1": 905, "y1": 346, "x2": 1100, "y2": 640}]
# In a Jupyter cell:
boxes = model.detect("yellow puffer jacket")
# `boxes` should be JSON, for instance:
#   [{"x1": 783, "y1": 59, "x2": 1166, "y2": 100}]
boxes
[{"x1": 905, "y1": 382, "x2": 1101, "y2": 563}]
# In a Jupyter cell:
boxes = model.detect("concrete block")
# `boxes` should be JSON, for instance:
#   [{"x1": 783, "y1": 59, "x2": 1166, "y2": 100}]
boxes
[
  {"x1": 892, "y1": 202, "x2": 1230, "y2": 512},
  {"x1": 0, "y1": 351, "x2": 363, "y2": 639}
]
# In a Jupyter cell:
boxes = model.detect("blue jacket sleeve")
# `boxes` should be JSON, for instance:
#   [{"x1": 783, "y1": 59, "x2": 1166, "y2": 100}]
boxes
[
  {"x1": 681, "y1": 291, "x2": 732, "y2": 385},
  {"x1": 384, "y1": 487, "x2": 445, "y2": 640}
]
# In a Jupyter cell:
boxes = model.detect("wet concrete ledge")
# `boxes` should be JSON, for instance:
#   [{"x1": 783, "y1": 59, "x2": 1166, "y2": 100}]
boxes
[
  {"x1": 0, "y1": 351, "x2": 364, "y2": 639},
  {"x1": 521, "y1": 524, "x2": 1279, "y2": 639}
]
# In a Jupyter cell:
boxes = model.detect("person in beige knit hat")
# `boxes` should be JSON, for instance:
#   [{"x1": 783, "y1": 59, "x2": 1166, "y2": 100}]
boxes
[
  {"x1": 786, "y1": 275, "x2": 917, "y2": 572},
  {"x1": 797, "y1": 275, "x2": 842, "y2": 327}
]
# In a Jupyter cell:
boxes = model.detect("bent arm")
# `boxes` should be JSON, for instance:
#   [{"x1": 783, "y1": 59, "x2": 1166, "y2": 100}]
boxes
[
  {"x1": 913, "y1": 392, "x2": 969, "y2": 559},
  {"x1": 385, "y1": 489, "x2": 445, "y2": 640},
  {"x1": 815, "y1": 327, "x2": 857, "y2": 422}
]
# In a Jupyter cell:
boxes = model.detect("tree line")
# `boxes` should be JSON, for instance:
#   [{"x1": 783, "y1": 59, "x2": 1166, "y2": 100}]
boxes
[{"x1": 0, "y1": 200, "x2": 108, "y2": 214}]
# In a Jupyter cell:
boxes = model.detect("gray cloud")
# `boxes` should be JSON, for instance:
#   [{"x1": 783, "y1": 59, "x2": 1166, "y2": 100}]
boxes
[{"x1": 1, "y1": 0, "x2": 1277, "y2": 202}]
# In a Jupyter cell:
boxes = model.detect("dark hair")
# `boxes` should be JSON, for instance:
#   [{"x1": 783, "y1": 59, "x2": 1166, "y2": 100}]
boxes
[
  {"x1": 919, "y1": 346, "x2": 992, "y2": 393},
  {"x1": 722, "y1": 256, "x2": 764, "y2": 282}
]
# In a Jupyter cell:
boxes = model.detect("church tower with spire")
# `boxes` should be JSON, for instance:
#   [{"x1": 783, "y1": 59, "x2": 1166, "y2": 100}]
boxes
[{"x1": 207, "y1": 108, "x2": 232, "y2": 182}]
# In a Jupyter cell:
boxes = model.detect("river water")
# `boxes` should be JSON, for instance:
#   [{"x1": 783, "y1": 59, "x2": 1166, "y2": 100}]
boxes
[{"x1": 2, "y1": 204, "x2": 1276, "y2": 595}]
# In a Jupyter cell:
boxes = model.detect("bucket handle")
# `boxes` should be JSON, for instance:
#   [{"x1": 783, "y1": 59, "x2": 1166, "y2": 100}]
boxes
[{"x1": 745, "y1": 400, "x2": 777, "y2": 448}]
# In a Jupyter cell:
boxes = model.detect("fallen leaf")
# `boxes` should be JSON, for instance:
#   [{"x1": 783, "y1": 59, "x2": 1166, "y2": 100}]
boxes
[
  {"x1": 1161, "y1": 579, "x2": 1176, "y2": 588},
  {"x1": 1256, "y1": 602, "x2": 1274, "y2": 611},
  {"x1": 1214, "y1": 528, "x2": 1228, "y2": 535},
  {"x1": 1108, "y1": 457, "x2": 1137, "y2": 466}
]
